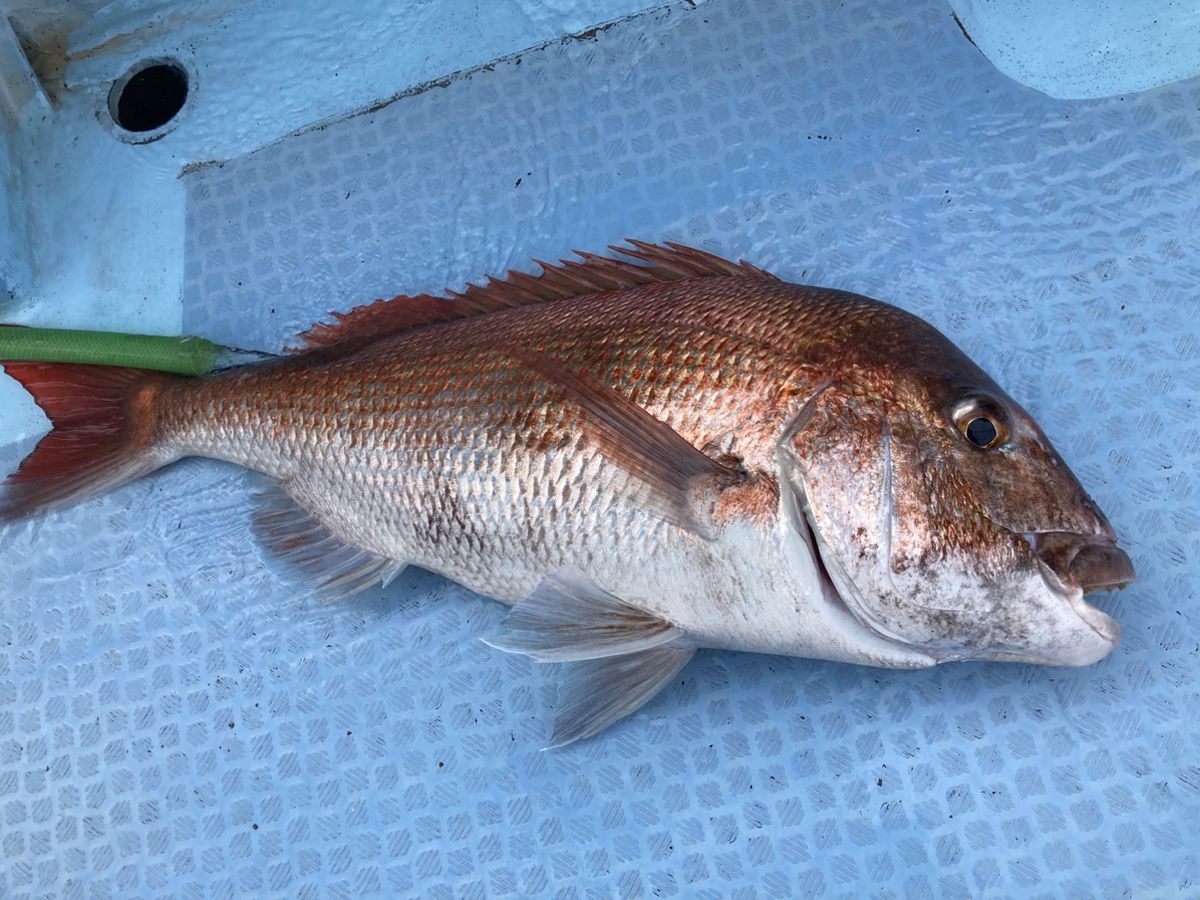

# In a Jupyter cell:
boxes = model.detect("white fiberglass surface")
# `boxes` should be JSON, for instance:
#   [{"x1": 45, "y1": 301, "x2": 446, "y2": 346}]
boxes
[{"x1": 2, "y1": 0, "x2": 1198, "y2": 896}]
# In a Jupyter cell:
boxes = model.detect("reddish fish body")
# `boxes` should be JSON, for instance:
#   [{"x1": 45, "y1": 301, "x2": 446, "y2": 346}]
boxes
[{"x1": 0, "y1": 242, "x2": 1133, "y2": 745}]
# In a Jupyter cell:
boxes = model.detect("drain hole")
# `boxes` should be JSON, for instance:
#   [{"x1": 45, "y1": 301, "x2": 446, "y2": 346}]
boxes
[{"x1": 109, "y1": 60, "x2": 188, "y2": 133}]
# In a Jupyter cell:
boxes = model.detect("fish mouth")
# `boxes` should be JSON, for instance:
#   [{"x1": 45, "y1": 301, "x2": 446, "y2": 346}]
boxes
[
  {"x1": 1011, "y1": 529, "x2": 1130, "y2": 664},
  {"x1": 1025, "y1": 530, "x2": 1136, "y2": 594}
]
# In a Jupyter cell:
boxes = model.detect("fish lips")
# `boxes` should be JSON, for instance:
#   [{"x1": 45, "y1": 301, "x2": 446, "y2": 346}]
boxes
[{"x1": 1025, "y1": 530, "x2": 1136, "y2": 594}]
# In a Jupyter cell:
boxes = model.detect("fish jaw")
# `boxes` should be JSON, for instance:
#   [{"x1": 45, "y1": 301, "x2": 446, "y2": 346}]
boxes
[
  {"x1": 1060, "y1": 590, "x2": 1122, "y2": 663},
  {"x1": 940, "y1": 576, "x2": 1121, "y2": 668},
  {"x1": 1026, "y1": 587, "x2": 1121, "y2": 666}
]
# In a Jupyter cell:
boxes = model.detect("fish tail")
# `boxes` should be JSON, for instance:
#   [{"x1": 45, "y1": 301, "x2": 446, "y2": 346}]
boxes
[{"x1": 0, "y1": 363, "x2": 177, "y2": 520}]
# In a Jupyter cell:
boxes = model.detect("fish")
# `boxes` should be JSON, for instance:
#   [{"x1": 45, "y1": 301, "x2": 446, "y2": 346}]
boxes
[{"x1": 0, "y1": 241, "x2": 1134, "y2": 746}]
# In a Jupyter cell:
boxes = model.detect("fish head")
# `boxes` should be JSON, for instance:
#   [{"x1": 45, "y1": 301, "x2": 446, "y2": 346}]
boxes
[{"x1": 780, "y1": 306, "x2": 1133, "y2": 667}]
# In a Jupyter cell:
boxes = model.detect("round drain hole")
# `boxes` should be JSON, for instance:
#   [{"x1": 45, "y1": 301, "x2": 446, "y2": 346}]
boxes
[{"x1": 108, "y1": 59, "x2": 189, "y2": 137}]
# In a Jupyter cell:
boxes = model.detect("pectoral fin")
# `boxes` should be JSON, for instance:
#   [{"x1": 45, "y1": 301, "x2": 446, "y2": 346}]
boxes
[
  {"x1": 484, "y1": 568, "x2": 695, "y2": 747},
  {"x1": 511, "y1": 349, "x2": 745, "y2": 537}
]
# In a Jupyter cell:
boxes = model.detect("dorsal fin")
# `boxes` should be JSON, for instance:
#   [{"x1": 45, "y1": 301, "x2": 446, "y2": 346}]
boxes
[{"x1": 293, "y1": 240, "x2": 778, "y2": 352}]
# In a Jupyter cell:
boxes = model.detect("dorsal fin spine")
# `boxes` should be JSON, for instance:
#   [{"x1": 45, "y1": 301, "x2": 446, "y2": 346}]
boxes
[{"x1": 294, "y1": 240, "x2": 779, "y2": 352}]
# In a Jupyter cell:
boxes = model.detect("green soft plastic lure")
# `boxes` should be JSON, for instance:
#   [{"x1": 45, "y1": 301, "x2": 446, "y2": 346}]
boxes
[{"x1": 0, "y1": 325, "x2": 275, "y2": 375}]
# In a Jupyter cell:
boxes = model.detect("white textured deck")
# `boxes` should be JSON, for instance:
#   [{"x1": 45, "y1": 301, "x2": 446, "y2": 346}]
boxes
[{"x1": 2, "y1": 0, "x2": 1198, "y2": 896}]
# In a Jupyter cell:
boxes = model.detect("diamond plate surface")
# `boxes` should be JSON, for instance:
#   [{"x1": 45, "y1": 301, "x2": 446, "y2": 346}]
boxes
[{"x1": 3, "y1": 0, "x2": 1200, "y2": 896}]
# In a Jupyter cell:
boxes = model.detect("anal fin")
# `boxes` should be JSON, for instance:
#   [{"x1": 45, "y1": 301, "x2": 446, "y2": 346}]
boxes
[
  {"x1": 251, "y1": 484, "x2": 404, "y2": 602},
  {"x1": 484, "y1": 568, "x2": 695, "y2": 747}
]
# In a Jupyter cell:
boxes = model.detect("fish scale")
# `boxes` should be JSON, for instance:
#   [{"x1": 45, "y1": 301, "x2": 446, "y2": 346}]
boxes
[{"x1": 156, "y1": 271, "x2": 858, "y2": 649}]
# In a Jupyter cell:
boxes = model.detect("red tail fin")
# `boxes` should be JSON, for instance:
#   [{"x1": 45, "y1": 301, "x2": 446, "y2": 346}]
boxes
[{"x1": 1, "y1": 363, "x2": 170, "y2": 520}]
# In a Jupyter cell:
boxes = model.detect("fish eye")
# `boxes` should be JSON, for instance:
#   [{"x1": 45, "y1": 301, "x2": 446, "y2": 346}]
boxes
[
  {"x1": 965, "y1": 416, "x2": 999, "y2": 447},
  {"x1": 951, "y1": 396, "x2": 1008, "y2": 449}
]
